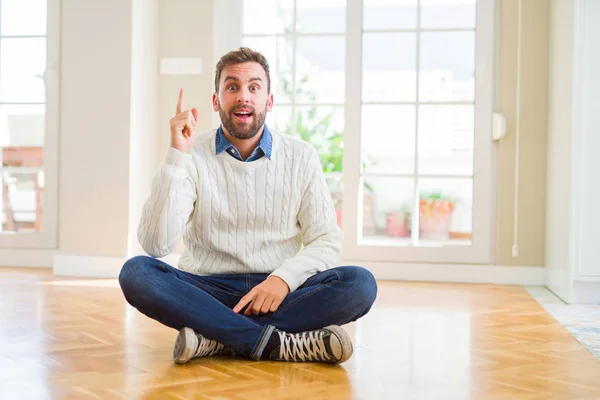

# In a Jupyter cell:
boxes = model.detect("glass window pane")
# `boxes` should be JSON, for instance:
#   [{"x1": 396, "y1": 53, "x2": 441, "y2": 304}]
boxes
[
  {"x1": 1, "y1": 0, "x2": 47, "y2": 36},
  {"x1": 265, "y1": 105, "x2": 292, "y2": 135},
  {"x1": 296, "y1": 36, "x2": 345, "y2": 104},
  {"x1": 363, "y1": 33, "x2": 416, "y2": 102},
  {"x1": 418, "y1": 105, "x2": 473, "y2": 176},
  {"x1": 419, "y1": 32, "x2": 475, "y2": 102},
  {"x1": 361, "y1": 177, "x2": 414, "y2": 244},
  {"x1": 420, "y1": 0, "x2": 476, "y2": 29},
  {"x1": 361, "y1": 105, "x2": 415, "y2": 175},
  {"x1": 1, "y1": 168, "x2": 44, "y2": 233},
  {"x1": 297, "y1": 0, "x2": 346, "y2": 34},
  {"x1": 418, "y1": 178, "x2": 472, "y2": 244},
  {"x1": 0, "y1": 38, "x2": 47, "y2": 103},
  {"x1": 242, "y1": 36, "x2": 293, "y2": 103},
  {"x1": 242, "y1": 0, "x2": 294, "y2": 35},
  {"x1": 0, "y1": 105, "x2": 45, "y2": 147},
  {"x1": 363, "y1": 0, "x2": 417, "y2": 30},
  {"x1": 295, "y1": 106, "x2": 344, "y2": 172}
]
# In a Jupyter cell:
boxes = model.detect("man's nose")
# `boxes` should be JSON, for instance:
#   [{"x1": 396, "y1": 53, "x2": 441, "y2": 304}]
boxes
[{"x1": 237, "y1": 89, "x2": 250, "y2": 103}]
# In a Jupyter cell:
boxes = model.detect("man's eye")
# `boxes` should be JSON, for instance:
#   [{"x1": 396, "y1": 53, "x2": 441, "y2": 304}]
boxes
[
  {"x1": 250, "y1": 85, "x2": 259, "y2": 91},
  {"x1": 228, "y1": 85, "x2": 237, "y2": 91}
]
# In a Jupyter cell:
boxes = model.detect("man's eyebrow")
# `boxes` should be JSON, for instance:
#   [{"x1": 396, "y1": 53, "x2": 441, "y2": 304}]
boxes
[{"x1": 224, "y1": 76, "x2": 263, "y2": 84}]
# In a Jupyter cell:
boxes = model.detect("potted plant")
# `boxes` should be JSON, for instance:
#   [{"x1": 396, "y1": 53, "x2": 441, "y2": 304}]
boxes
[
  {"x1": 385, "y1": 206, "x2": 411, "y2": 238},
  {"x1": 418, "y1": 192, "x2": 457, "y2": 240}
]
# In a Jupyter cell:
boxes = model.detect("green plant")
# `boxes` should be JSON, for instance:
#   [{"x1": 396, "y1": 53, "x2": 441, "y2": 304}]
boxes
[
  {"x1": 273, "y1": 71, "x2": 342, "y2": 168},
  {"x1": 296, "y1": 109, "x2": 344, "y2": 173},
  {"x1": 420, "y1": 191, "x2": 458, "y2": 204},
  {"x1": 273, "y1": 69, "x2": 373, "y2": 191}
]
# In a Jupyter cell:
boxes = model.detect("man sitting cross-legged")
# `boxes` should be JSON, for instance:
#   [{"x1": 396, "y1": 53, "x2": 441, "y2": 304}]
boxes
[{"x1": 118, "y1": 47, "x2": 378, "y2": 365}]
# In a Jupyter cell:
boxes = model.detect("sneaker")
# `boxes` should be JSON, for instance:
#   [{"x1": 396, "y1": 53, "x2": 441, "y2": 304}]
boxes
[
  {"x1": 266, "y1": 325, "x2": 353, "y2": 364},
  {"x1": 173, "y1": 327, "x2": 228, "y2": 364}
]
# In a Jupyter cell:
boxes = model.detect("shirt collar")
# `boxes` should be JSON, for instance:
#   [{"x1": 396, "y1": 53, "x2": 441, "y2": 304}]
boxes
[{"x1": 215, "y1": 124, "x2": 272, "y2": 159}]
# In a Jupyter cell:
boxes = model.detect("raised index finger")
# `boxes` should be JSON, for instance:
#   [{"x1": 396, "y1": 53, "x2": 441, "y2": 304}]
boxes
[{"x1": 176, "y1": 88, "x2": 184, "y2": 114}]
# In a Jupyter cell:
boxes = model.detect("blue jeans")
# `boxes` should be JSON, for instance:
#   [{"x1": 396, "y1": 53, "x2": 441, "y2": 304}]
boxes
[{"x1": 118, "y1": 256, "x2": 377, "y2": 360}]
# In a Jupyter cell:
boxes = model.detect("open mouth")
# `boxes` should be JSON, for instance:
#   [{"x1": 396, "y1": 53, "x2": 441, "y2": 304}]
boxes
[{"x1": 233, "y1": 109, "x2": 253, "y2": 123}]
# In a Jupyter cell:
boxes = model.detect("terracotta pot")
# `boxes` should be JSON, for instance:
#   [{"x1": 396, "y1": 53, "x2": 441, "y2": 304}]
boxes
[
  {"x1": 386, "y1": 212, "x2": 410, "y2": 237},
  {"x1": 419, "y1": 199, "x2": 454, "y2": 240}
]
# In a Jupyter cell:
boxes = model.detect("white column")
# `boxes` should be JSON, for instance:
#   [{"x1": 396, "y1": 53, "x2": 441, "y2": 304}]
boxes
[
  {"x1": 128, "y1": 0, "x2": 159, "y2": 257},
  {"x1": 570, "y1": 0, "x2": 600, "y2": 303},
  {"x1": 546, "y1": 0, "x2": 600, "y2": 303},
  {"x1": 545, "y1": 0, "x2": 576, "y2": 302}
]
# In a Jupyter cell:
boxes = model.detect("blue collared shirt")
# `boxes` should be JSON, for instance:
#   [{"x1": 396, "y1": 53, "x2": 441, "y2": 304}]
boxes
[{"x1": 215, "y1": 125, "x2": 272, "y2": 162}]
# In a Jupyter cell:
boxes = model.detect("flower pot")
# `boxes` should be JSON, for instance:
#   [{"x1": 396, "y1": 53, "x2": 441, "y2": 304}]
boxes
[
  {"x1": 419, "y1": 198, "x2": 454, "y2": 240},
  {"x1": 385, "y1": 212, "x2": 410, "y2": 237}
]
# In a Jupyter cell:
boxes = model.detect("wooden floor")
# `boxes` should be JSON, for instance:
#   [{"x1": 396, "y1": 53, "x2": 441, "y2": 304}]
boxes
[{"x1": 1, "y1": 269, "x2": 600, "y2": 400}]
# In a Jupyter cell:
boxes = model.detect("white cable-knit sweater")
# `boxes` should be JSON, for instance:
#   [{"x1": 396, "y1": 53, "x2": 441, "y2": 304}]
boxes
[{"x1": 137, "y1": 128, "x2": 342, "y2": 292}]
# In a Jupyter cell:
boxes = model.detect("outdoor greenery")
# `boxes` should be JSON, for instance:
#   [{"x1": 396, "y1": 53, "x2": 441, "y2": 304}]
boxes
[{"x1": 272, "y1": 71, "x2": 344, "y2": 173}]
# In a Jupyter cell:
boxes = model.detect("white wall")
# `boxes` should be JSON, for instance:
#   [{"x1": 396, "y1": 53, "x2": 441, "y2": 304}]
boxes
[
  {"x1": 56, "y1": 0, "x2": 157, "y2": 264},
  {"x1": 545, "y1": 0, "x2": 600, "y2": 303},
  {"x1": 545, "y1": 0, "x2": 575, "y2": 302},
  {"x1": 58, "y1": 0, "x2": 134, "y2": 257}
]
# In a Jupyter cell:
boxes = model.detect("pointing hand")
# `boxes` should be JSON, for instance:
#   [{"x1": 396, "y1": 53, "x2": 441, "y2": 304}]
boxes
[{"x1": 169, "y1": 88, "x2": 198, "y2": 153}]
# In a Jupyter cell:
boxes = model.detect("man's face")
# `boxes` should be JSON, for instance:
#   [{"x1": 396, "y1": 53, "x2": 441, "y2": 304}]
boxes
[{"x1": 212, "y1": 61, "x2": 273, "y2": 140}]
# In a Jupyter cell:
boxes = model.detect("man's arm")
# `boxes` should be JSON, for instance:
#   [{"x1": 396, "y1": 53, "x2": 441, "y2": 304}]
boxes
[
  {"x1": 138, "y1": 88, "x2": 199, "y2": 258},
  {"x1": 269, "y1": 146, "x2": 342, "y2": 292},
  {"x1": 137, "y1": 148, "x2": 198, "y2": 258}
]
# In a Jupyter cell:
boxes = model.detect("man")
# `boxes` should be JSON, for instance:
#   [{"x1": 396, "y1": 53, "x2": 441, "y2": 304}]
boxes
[{"x1": 118, "y1": 47, "x2": 377, "y2": 365}]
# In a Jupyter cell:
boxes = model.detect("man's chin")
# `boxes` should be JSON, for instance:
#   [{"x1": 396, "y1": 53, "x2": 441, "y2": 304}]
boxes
[{"x1": 230, "y1": 129, "x2": 258, "y2": 140}]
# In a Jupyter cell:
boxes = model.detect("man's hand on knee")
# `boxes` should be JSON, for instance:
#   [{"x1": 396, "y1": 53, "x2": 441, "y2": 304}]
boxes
[{"x1": 233, "y1": 276, "x2": 290, "y2": 316}]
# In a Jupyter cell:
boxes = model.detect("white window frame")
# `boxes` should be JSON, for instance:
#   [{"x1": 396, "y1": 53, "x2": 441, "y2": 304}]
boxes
[
  {"x1": 214, "y1": 0, "x2": 495, "y2": 265},
  {"x1": 0, "y1": 0, "x2": 60, "y2": 249}
]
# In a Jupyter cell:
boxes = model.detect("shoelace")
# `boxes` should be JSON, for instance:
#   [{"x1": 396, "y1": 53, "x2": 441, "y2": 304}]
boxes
[
  {"x1": 194, "y1": 336, "x2": 226, "y2": 358},
  {"x1": 278, "y1": 330, "x2": 331, "y2": 362}
]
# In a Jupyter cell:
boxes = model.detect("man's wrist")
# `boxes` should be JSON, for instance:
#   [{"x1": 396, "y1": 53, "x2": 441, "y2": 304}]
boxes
[
  {"x1": 267, "y1": 275, "x2": 290, "y2": 293},
  {"x1": 165, "y1": 146, "x2": 192, "y2": 167}
]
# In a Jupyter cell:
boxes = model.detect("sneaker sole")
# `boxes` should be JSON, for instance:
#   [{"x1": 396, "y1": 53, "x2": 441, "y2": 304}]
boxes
[
  {"x1": 325, "y1": 325, "x2": 353, "y2": 364},
  {"x1": 173, "y1": 327, "x2": 198, "y2": 364}
]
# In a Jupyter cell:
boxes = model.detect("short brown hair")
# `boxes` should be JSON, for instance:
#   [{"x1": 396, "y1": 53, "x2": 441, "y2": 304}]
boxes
[{"x1": 214, "y1": 47, "x2": 271, "y2": 93}]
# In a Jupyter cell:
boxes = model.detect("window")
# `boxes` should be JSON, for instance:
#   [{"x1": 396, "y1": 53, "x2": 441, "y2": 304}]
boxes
[
  {"x1": 0, "y1": 0, "x2": 59, "y2": 248},
  {"x1": 223, "y1": 0, "x2": 494, "y2": 263},
  {"x1": 358, "y1": 0, "x2": 477, "y2": 247}
]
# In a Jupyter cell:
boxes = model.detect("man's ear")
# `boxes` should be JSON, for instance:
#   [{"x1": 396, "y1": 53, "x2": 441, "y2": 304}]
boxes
[
  {"x1": 266, "y1": 93, "x2": 274, "y2": 112},
  {"x1": 212, "y1": 92, "x2": 219, "y2": 112}
]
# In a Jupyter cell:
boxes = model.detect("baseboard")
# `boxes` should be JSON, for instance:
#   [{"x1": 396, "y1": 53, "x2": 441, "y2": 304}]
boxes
[
  {"x1": 351, "y1": 261, "x2": 546, "y2": 286},
  {"x1": 52, "y1": 253, "x2": 545, "y2": 286},
  {"x1": 52, "y1": 253, "x2": 183, "y2": 278},
  {"x1": 53, "y1": 254, "x2": 127, "y2": 278},
  {"x1": 0, "y1": 249, "x2": 55, "y2": 268}
]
